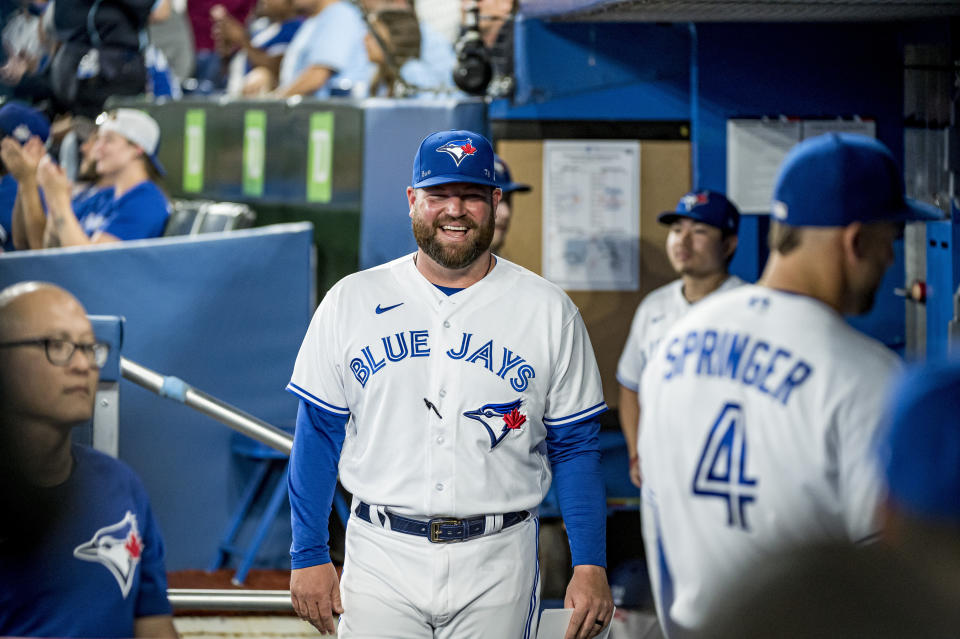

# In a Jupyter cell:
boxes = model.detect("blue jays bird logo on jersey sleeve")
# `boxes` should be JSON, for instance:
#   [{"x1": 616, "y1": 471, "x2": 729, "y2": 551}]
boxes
[
  {"x1": 73, "y1": 511, "x2": 143, "y2": 598},
  {"x1": 464, "y1": 399, "x2": 527, "y2": 450},
  {"x1": 437, "y1": 139, "x2": 478, "y2": 166}
]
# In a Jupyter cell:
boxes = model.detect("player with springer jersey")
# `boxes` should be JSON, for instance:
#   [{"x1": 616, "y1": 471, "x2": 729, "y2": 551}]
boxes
[
  {"x1": 617, "y1": 190, "x2": 743, "y2": 488},
  {"x1": 286, "y1": 130, "x2": 614, "y2": 638},
  {"x1": 638, "y1": 133, "x2": 943, "y2": 637}
]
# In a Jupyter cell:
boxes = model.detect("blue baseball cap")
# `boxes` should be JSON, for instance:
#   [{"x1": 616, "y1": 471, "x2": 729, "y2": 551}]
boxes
[
  {"x1": 771, "y1": 133, "x2": 943, "y2": 227},
  {"x1": 880, "y1": 359, "x2": 960, "y2": 522},
  {"x1": 494, "y1": 155, "x2": 530, "y2": 194},
  {"x1": 411, "y1": 129, "x2": 498, "y2": 189},
  {"x1": 0, "y1": 102, "x2": 50, "y2": 144},
  {"x1": 658, "y1": 190, "x2": 740, "y2": 234}
]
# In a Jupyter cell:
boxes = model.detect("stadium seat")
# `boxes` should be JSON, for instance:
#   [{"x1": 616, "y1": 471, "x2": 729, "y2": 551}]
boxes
[{"x1": 164, "y1": 200, "x2": 256, "y2": 236}]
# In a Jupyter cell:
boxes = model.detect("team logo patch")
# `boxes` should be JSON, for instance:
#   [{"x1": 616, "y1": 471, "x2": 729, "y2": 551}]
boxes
[
  {"x1": 73, "y1": 511, "x2": 143, "y2": 598},
  {"x1": 12, "y1": 124, "x2": 32, "y2": 143},
  {"x1": 771, "y1": 200, "x2": 788, "y2": 220},
  {"x1": 680, "y1": 192, "x2": 710, "y2": 212},
  {"x1": 436, "y1": 139, "x2": 478, "y2": 166},
  {"x1": 463, "y1": 398, "x2": 527, "y2": 450}
]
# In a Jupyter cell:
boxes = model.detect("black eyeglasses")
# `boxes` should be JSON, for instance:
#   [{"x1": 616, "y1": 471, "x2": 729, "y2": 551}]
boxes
[{"x1": 0, "y1": 337, "x2": 110, "y2": 367}]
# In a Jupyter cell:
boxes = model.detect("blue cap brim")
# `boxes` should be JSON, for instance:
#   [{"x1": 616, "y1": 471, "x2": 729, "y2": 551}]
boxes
[
  {"x1": 657, "y1": 211, "x2": 726, "y2": 230},
  {"x1": 501, "y1": 182, "x2": 531, "y2": 193},
  {"x1": 414, "y1": 175, "x2": 499, "y2": 189},
  {"x1": 900, "y1": 197, "x2": 944, "y2": 222},
  {"x1": 149, "y1": 153, "x2": 166, "y2": 177}
]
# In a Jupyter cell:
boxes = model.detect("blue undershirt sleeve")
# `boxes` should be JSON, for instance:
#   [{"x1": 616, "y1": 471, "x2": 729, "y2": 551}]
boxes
[
  {"x1": 546, "y1": 417, "x2": 606, "y2": 568},
  {"x1": 288, "y1": 399, "x2": 349, "y2": 569}
]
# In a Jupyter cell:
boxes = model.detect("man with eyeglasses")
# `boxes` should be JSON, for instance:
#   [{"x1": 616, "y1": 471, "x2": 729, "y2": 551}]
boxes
[{"x1": 0, "y1": 281, "x2": 178, "y2": 639}]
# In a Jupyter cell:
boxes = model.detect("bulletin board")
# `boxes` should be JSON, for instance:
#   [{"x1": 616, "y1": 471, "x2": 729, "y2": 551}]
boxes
[{"x1": 495, "y1": 138, "x2": 691, "y2": 412}]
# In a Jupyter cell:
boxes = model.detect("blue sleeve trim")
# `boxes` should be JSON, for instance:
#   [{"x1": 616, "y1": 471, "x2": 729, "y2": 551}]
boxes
[
  {"x1": 286, "y1": 382, "x2": 350, "y2": 416},
  {"x1": 615, "y1": 373, "x2": 639, "y2": 392},
  {"x1": 543, "y1": 401, "x2": 608, "y2": 426}
]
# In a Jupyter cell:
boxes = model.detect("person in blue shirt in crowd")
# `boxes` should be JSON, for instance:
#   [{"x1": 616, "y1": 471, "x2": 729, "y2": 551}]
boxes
[
  {"x1": 213, "y1": 0, "x2": 303, "y2": 96},
  {"x1": 0, "y1": 281, "x2": 178, "y2": 638},
  {"x1": 0, "y1": 101, "x2": 50, "y2": 252},
  {"x1": 363, "y1": 6, "x2": 458, "y2": 98},
  {"x1": 362, "y1": 0, "x2": 457, "y2": 97},
  {"x1": 274, "y1": 0, "x2": 372, "y2": 98},
  {"x1": 1, "y1": 107, "x2": 169, "y2": 249}
]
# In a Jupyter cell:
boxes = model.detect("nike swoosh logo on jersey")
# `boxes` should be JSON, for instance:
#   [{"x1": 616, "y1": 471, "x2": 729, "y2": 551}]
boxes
[
  {"x1": 650, "y1": 315, "x2": 666, "y2": 324},
  {"x1": 375, "y1": 302, "x2": 404, "y2": 314}
]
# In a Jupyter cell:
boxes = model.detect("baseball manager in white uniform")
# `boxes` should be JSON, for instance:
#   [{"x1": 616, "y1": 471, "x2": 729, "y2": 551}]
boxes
[
  {"x1": 286, "y1": 129, "x2": 614, "y2": 638},
  {"x1": 638, "y1": 133, "x2": 942, "y2": 637},
  {"x1": 617, "y1": 191, "x2": 743, "y2": 488}
]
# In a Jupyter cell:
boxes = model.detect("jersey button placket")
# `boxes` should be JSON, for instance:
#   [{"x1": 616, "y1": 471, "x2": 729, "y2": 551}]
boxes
[{"x1": 428, "y1": 312, "x2": 456, "y2": 514}]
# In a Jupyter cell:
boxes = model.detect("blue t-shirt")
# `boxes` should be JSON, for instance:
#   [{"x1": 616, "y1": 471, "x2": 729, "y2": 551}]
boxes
[
  {"x1": 0, "y1": 174, "x2": 16, "y2": 252},
  {"x1": 73, "y1": 184, "x2": 115, "y2": 220},
  {"x1": 278, "y1": 0, "x2": 373, "y2": 97},
  {"x1": 248, "y1": 16, "x2": 303, "y2": 72},
  {"x1": 77, "y1": 181, "x2": 169, "y2": 240},
  {"x1": 0, "y1": 445, "x2": 172, "y2": 637}
]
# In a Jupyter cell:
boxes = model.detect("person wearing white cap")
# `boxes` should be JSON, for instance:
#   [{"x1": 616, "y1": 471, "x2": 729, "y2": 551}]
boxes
[{"x1": 7, "y1": 108, "x2": 170, "y2": 249}]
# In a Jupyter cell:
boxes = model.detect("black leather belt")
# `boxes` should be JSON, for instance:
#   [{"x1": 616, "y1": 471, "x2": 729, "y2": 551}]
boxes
[{"x1": 354, "y1": 501, "x2": 529, "y2": 543}]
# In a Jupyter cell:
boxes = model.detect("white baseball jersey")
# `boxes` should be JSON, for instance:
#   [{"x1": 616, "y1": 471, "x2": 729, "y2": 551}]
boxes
[
  {"x1": 638, "y1": 285, "x2": 901, "y2": 634},
  {"x1": 617, "y1": 276, "x2": 744, "y2": 397},
  {"x1": 287, "y1": 253, "x2": 607, "y2": 518}
]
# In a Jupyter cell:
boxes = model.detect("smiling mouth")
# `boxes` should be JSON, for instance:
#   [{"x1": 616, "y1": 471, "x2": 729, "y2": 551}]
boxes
[
  {"x1": 438, "y1": 223, "x2": 473, "y2": 238},
  {"x1": 64, "y1": 386, "x2": 91, "y2": 395}
]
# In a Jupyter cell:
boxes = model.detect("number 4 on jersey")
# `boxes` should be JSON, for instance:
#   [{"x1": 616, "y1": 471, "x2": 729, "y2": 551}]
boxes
[{"x1": 691, "y1": 402, "x2": 758, "y2": 530}]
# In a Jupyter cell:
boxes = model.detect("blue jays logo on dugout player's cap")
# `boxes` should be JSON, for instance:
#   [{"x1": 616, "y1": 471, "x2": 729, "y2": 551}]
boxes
[
  {"x1": 880, "y1": 360, "x2": 960, "y2": 522},
  {"x1": 771, "y1": 133, "x2": 943, "y2": 227},
  {"x1": 0, "y1": 101, "x2": 50, "y2": 144},
  {"x1": 411, "y1": 129, "x2": 499, "y2": 189},
  {"x1": 657, "y1": 190, "x2": 740, "y2": 234}
]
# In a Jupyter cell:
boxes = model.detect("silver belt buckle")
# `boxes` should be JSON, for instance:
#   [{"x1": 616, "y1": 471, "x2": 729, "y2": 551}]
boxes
[{"x1": 429, "y1": 518, "x2": 463, "y2": 543}]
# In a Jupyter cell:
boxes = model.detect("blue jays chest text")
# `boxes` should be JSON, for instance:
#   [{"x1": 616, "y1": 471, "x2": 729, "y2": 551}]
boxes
[{"x1": 349, "y1": 330, "x2": 536, "y2": 392}]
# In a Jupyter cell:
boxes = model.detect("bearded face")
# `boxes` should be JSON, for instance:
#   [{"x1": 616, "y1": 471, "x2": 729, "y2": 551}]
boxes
[{"x1": 410, "y1": 184, "x2": 497, "y2": 270}]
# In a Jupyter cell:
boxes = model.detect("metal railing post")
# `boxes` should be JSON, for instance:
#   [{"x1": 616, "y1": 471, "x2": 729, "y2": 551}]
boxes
[{"x1": 120, "y1": 357, "x2": 293, "y2": 455}]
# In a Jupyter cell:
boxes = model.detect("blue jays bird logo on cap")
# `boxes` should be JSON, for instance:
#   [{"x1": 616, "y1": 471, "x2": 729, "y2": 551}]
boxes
[
  {"x1": 73, "y1": 511, "x2": 143, "y2": 598},
  {"x1": 464, "y1": 399, "x2": 527, "y2": 450},
  {"x1": 681, "y1": 193, "x2": 710, "y2": 212},
  {"x1": 437, "y1": 139, "x2": 478, "y2": 166}
]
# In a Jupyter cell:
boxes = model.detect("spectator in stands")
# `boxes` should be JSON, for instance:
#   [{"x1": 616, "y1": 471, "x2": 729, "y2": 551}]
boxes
[
  {"x1": 213, "y1": 0, "x2": 303, "y2": 96},
  {"x1": 0, "y1": 0, "x2": 55, "y2": 103},
  {"x1": 48, "y1": 0, "x2": 155, "y2": 118},
  {"x1": 364, "y1": 8, "x2": 421, "y2": 97},
  {"x1": 149, "y1": 0, "x2": 196, "y2": 85},
  {"x1": 188, "y1": 0, "x2": 256, "y2": 92},
  {"x1": 274, "y1": 0, "x2": 372, "y2": 98},
  {"x1": 0, "y1": 101, "x2": 50, "y2": 253},
  {"x1": 489, "y1": 153, "x2": 530, "y2": 254},
  {"x1": 363, "y1": 0, "x2": 457, "y2": 95},
  {"x1": 459, "y1": 0, "x2": 516, "y2": 96},
  {"x1": 879, "y1": 359, "x2": 960, "y2": 607},
  {"x1": 145, "y1": 2, "x2": 184, "y2": 100},
  {"x1": 0, "y1": 281, "x2": 179, "y2": 639},
  {"x1": 1, "y1": 108, "x2": 169, "y2": 249}
]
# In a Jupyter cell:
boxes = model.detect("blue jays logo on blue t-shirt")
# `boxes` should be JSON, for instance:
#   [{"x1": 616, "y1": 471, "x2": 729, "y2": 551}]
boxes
[
  {"x1": 463, "y1": 398, "x2": 527, "y2": 450},
  {"x1": 437, "y1": 139, "x2": 478, "y2": 166},
  {"x1": 73, "y1": 511, "x2": 143, "y2": 598}
]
